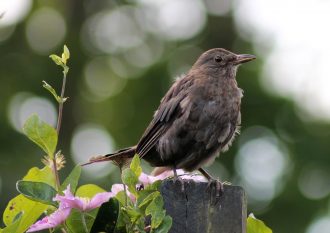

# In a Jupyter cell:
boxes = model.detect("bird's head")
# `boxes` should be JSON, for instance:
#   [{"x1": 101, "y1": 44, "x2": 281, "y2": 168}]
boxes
[{"x1": 191, "y1": 48, "x2": 256, "y2": 78}]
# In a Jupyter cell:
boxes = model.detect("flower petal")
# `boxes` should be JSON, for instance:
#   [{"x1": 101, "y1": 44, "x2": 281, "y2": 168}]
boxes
[
  {"x1": 138, "y1": 171, "x2": 173, "y2": 185},
  {"x1": 138, "y1": 173, "x2": 155, "y2": 185},
  {"x1": 111, "y1": 184, "x2": 135, "y2": 202},
  {"x1": 54, "y1": 184, "x2": 86, "y2": 210},
  {"x1": 154, "y1": 170, "x2": 174, "y2": 180},
  {"x1": 111, "y1": 184, "x2": 125, "y2": 195},
  {"x1": 55, "y1": 193, "x2": 85, "y2": 210},
  {"x1": 53, "y1": 185, "x2": 116, "y2": 211},
  {"x1": 87, "y1": 192, "x2": 115, "y2": 211},
  {"x1": 27, "y1": 207, "x2": 71, "y2": 232}
]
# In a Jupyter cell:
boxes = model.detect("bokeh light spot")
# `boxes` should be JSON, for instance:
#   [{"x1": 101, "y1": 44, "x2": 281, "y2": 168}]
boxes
[
  {"x1": 149, "y1": 0, "x2": 207, "y2": 40},
  {"x1": 82, "y1": 6, "x2": 145, "y2": 54},
  {"x1": 298, "y1": 165, "x2": 330, "y2": 200},
  {"x1": 25, "y1": 7, "x2": 66, "y2": 54},
  {"x1": 306, "y1": 217, "x2": 330, "y2": 233},
  {"x1": 0, "y1": 0, "x2": 32, "y2": 27},
  {"x1": 108, "y1": 56, "x2": 144, "y2": 79},
  {"x1": 7, "y1": 93, "x2": 57, "y2": 132},
  {"x1": 84, "y1": 57, "x2": 127, "y2": 101},
  {"x1": 123, "y1": 41, "x2": 164, "y2": 68},
  {"x1": 234, "y1": 0, "x2": 330, "y2": 121},
  {"x1": 204, "y1": 0, "x2": 231, "y2": 16},
  {"x1": 235, "y1": 126, "x2": 290, "y2": 210},
  {"x1": 71, "y1": 124, "x2": 115, "y2": 179}
]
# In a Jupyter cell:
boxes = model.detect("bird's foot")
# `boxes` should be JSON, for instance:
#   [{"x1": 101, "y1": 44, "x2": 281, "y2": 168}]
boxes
[
  {"x1": 207, "y1": 178, "x2": 224, "y2": 205},
  {"x1": 198, "y1": 168, "x2": 224, "y2": 203},
  {"x1": 173, "y1": 176, "x2": 186, "y2": 192},
  {"x1": 172, "y1": 168, "x2": 185, "y2": 192}
]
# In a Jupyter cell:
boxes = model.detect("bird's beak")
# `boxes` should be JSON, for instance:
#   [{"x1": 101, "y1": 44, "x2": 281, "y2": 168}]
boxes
[{"x1": 235, "y1": 54, "x2": 256, "y2": 64}]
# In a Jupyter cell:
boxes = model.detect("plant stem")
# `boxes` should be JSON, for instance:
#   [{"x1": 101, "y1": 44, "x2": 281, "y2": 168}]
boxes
[
  {"x1": 63, "y1": 222, "x2": 71, "y2": 233},
  {"x1": 123, "y1": 183, "x2": 128, "y2": 206},
  {"x1": 56, "y1": 69, "x2": 68, "y2": 135},
  {"x1": 120, "y1": 167, "x2": 128, "y2": 206},
  {"x1": 52, "y1": 157, "x2": 60, "y2": 190},
  {"x1": 53, "y1": 68, "x2": 68, "y2": 190},
  {"x1": 81, "y1": 212, "x2": 88, "y2": 233}
]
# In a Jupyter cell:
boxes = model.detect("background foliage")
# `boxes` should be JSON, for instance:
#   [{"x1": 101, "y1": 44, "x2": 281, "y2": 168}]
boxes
[{"x1": 1, "y1": 1, "x2": 330, "y2": 233}]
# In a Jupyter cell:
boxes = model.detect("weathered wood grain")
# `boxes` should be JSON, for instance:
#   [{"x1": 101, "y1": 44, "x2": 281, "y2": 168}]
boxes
[{"x1": 161, "y1": 180, "x2": 246, "y2": 233}]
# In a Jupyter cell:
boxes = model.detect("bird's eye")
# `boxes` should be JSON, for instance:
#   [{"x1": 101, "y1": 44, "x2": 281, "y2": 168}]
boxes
[{"x1": 214, "y1": 55, "x2": 222, "y2": 63}]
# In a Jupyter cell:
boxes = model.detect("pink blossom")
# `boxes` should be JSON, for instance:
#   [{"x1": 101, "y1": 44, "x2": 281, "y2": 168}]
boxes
[
  {"x1": 111, "y1": 184, "x2": 136, "y2": 202},
  {"x1": 27, "y1": 185, "x2": 114, "y2": 232},
  {"x1": 54, "y1": 185, "x2": 115, "y2": 212},
  {"x1": 138, "y1": 171, "x2": 172, "y2": 185},
  {"x1": 26, "y1": 205, "x2": 71, "y2": 232}
]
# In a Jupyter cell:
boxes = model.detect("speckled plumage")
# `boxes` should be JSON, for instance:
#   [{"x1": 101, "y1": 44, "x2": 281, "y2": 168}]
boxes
[{"x1": 86, "y1": 48, "x2": 255, "y2": 177}]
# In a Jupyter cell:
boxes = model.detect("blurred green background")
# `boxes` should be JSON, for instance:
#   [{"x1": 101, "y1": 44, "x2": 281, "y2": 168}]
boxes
[{"x1": 1, "y1": 0, "x2": 330, "y2": 232}]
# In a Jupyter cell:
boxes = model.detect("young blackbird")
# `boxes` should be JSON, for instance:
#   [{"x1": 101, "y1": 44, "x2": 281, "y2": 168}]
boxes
[{"x1": 84, "y1": 48, "x2": 256, "y2": 181}]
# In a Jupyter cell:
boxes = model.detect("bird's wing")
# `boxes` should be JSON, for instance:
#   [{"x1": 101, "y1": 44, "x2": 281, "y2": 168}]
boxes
[{"x1": 136, "y1": 76, "x2": 194, "y2": 157}]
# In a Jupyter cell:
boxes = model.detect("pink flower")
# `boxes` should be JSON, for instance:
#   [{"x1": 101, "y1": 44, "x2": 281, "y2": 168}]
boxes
[
  {"x1": 138, "y1": 171, "x2": 173, "y2": 185},
  {"x1": 27, "y1": 185, "x2": 114, "y2": 232},
  {"x1": 26, "y1": 206, "x2": 71, "y2": 232},
  {"x1": 54, "y1": 185, "x2": 115, "y2": 212},
  {"x1": 111, "y1": 184, "x2": 136, "y2": 202}
]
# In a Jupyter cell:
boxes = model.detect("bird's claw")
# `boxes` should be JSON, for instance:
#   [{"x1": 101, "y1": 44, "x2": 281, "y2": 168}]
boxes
[
  {"x1": 173, "y1": 176, "x2": 185, "y2": 192},
  {"x1": 207, "y1": 178, "x2": 224, "y2": 205}
]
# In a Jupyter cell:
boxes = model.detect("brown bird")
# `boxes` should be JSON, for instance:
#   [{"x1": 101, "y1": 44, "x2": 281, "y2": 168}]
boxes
[{"x1": 84, "y1": 48, "x2": 255, "y2": 182}]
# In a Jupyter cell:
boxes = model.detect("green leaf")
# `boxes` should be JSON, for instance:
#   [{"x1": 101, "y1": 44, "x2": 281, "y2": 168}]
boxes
[
  {"x1": 60, "y1": 165, "x2": 81, "y2": 193},
  {"x1": 3, "y1": 195, "x2": 48, "y2": 233},
  {"x1": 3, "y1": 166, "x2": 55, "y2": 233},
  {"x1": 42, "y1": 80, "x2": 62, "y2": 103},
  {"x1": 90, "y1": 198, "x2": 119, "y2": 233},
  {"x1": 145, "y1": 196, "x2": 165, "y2": 229},
  {"x1": 16, "y1": 181, "x2": 57, "y2": 207},
  {"x1": 138, "y1": 191, "x2": 160, "y2": 209},
  {"x1": 23, "y1": 114, "x2": 58, "y2": 158},
  {"x1": 12, "y1": 212, "x2": 23, "y2": 223},
  {"x1": 153, "y1": 215, "x2": 172, "y2": 233},
  {"x1": 151, "y1": 210, "x2": 165, "y2": 229},
  {"x1": 145, "y1": 180, "x2": 162, "y2": 191},
  {"x1": 122, "y1": 206, "x2": 142, "y2": 222},
  {"x1": 49, "y1": 54, "x2": 64, "y2": 66},
  {"x1": 122, "y1": 168, "x2": 138, "y2": 195},
  {"x1": 66, "y1": 209, "x2": 98, "y2": 233},
  {"x1": 247, "y1": 214, "x2": 272, "y2": 233},
  {"x1": 114, "y1": 190, "x2": 133, "y2": 207},
  {"x1": 145, "y1": 196, "x2": 163, "y2": 215},
  {"x1": 75, "y1": 184, "x2": 105, "y2": 197},
  {"x1": 114, "y1": 202, "x2": 130, "y2": 231},
  {"x1": 130, "y1": 154, "x2": 142, "y2": 177},
  {"x1": 22, "y1": 166, "x2": 55, "y2": 185},
  {"x1": 1, "y1": 212, "x2": 23, "y2": 233},
  {"x1": 62, "y1": 45, "x2": 70, "y2": 64}
]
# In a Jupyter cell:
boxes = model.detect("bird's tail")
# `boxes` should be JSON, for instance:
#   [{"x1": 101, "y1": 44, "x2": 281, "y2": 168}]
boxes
[{"x1": 81, "y1": 146, "x2": 136, "y2": 166}]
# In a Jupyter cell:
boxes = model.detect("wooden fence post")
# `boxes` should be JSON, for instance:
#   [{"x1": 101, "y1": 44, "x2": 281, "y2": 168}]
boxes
[{"x1": 161, "y1": 180, "x2": 247, "y2": 233}]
